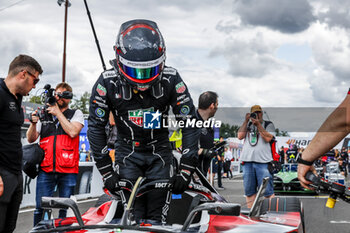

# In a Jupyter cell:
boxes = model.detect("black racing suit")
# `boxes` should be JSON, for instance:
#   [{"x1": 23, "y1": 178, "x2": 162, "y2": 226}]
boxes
[
  {"x1": 286, "y1": 149, "x2": 298, "y2": 163},
  {"x1": 88, "y1": 63, "x2": 200, "y2": 222}
]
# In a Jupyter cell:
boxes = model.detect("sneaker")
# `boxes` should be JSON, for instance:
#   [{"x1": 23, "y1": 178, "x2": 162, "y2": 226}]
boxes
[{"x1": 216, "y1": 186, "x2": 225, "y2": 190}]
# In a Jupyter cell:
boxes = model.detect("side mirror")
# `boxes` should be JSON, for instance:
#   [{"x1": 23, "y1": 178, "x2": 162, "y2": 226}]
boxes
[
  {"x1": 182, "y1": 203, "x2": 240, "y2": 231},
  {"x1": 41, "y1": 197, "x2": 84, "y2": 226}
]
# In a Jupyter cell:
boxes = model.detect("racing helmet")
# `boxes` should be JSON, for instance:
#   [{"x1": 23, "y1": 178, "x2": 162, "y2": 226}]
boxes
[
  {"x1": 289, "y1": 144, "x2": 298, "y2": 150},
  {"x1": 114, "y1": 19, "x2": 166, "y2": 91}
]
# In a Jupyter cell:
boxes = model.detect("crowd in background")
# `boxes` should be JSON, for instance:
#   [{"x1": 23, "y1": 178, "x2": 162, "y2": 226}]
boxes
[{"x1": 279, "y1": 144, "x2": 349, "y2": 178}]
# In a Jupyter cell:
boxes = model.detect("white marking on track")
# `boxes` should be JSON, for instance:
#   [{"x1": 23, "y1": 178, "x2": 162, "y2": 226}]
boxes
[{"x1": 330, "y1": 221, "x2": 350, "y2": 224}]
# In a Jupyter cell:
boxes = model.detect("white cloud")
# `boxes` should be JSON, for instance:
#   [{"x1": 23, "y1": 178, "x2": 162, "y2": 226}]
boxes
[
  {"x1": 312, "y1": 0, "x2": 350, "y2": 29},
  {"x1": 0, "y1": 0, "x2": 348, "y2": 110},
  {"x1": 233, "y1": 0, "x2": 315, "y2": 33}
]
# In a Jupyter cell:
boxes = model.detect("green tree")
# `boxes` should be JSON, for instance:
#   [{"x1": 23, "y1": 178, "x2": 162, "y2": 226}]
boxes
[
  {"x1": 275, "y1": 128, "x2": 289, "y2": 136},
  {"x1": 219, "y1": 123, "x2": 240, "y2": 138},
  {"x1": 28, "y1": 95, "x2": 43, "y2": 104},
  {"x1": 70, "y1": 91, "x2": 91, "y2": 114}
]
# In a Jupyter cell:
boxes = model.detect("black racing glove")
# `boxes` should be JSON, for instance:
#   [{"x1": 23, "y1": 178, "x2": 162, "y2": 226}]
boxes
[
  {"x1": 171, "y1": 169, "x2": 192, "y2": 194},
  {"x1": 171, "y1": 152, "x2": 197, "y2": 194},
  {"x1": 95, "y1": 155, "x2": 120, "y2": 195},
  {"x1": 103, "y1": 171, "x2": 120, "y2": 195}
]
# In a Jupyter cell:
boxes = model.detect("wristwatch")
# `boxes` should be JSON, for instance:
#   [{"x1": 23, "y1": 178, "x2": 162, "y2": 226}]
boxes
[{"x1": 297, "y1": 158, "x2": 314, "y2": 166}]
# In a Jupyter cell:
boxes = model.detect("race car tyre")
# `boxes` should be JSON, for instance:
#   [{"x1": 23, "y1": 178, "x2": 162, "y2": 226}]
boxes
[
  {"x1": 260, "y1": 197, "x2": 305, "y2": 232},
  {"x1": 78, "y1": 171, "x2": 92, "y2": 194},
  {"x1": 94, "y1": 194, "x2": 113, "y2": 207}
]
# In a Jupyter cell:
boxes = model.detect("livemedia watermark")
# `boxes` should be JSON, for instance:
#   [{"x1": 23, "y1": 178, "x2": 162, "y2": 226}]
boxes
[{"x1": 143, "y1": 110, "x2": 222, "y2": 129}]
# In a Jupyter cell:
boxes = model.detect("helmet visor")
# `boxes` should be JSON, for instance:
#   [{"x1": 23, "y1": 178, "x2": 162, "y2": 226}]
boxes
[
  {"x1": 121, "y1": 64, "x2": 161, "y2": 80},
  {"x1": 118, "y1": 54, "x2": 165, "y2": 83}
]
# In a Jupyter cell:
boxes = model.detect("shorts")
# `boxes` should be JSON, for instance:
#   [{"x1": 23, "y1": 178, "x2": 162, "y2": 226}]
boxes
[{"x1": 242, "y1": 162, "x2": 274, "y2": 197}]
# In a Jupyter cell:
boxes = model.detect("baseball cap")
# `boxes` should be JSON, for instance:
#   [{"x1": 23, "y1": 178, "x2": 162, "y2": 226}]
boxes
[{"x1": 250, "y1": 105, "x2": 262, "y2": 113}]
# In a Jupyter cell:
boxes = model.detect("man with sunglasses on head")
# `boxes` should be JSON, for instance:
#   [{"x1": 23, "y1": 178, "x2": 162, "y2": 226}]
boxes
[
  {"x1": 0, "y1": 54, "x2": 42, "y2": 233},
  {"x1": 238, "y1": 105, "x2": 276, "y2": 208},
  {"x1": 27, "y1": 82, "x2": 84, "y2": 226},
  {"x1": 88, "y1": 19, "x2": 200, "y2": 224}
]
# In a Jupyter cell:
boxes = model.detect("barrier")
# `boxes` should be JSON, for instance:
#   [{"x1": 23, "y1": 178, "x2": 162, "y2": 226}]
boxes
[{"x1": 20, "y1": 162, "x2": 104, "y2": 209}]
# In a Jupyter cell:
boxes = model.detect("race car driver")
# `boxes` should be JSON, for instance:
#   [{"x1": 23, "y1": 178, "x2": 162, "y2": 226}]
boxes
[{"x1": 88, "y1": 19, "x2": 200, "y2": 224}]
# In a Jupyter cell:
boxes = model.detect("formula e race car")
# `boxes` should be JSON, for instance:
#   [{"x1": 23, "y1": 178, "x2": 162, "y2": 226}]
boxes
[
  {"x1": 274, "y1": 163, "x2": 315, "y2": 194},
  {"x1": 30, "y1": 168, "x2": 305, "y2": 233}
]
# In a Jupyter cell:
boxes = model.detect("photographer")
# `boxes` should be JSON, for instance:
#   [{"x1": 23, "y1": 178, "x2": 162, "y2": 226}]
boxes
[
  {"x1": 238, "y1": 105, "x2": 275, "y2": 208},
  {"x1": 26, "y1": 82, "x2": 84, "y2": 226}
]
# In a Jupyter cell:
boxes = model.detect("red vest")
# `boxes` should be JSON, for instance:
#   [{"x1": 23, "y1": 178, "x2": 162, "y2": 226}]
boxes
[{"x1": 39, "y1": 109, "x2": 80, "y2": 173}]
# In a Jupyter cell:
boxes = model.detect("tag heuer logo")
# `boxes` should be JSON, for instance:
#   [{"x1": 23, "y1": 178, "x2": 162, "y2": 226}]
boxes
[
  {"x1": 175, "y1": 82, "x2": 186, "y2": 93},
  {"x1": 96, "y1": 84, "x2": 107, "y2": 96},
  {"x1": 128, "y1": 107, "x2": 154, "y2": 127}
]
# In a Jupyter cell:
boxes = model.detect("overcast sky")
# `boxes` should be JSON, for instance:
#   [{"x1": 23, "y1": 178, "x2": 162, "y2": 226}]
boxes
[{"x1": 0, "y1": 0, "x2": 349, "y2": 112}]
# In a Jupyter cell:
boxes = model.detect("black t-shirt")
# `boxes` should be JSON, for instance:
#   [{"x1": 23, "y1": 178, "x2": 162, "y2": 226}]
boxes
[
  {"x1": 199, "y1": 127, "x2": 214, "y2": 149},
  {"x1": 0, "y1": 79, "x2": 24, "y2": 174},
  {"x1": 340, "y1": 152, "x2": 348, "y2": 161}
]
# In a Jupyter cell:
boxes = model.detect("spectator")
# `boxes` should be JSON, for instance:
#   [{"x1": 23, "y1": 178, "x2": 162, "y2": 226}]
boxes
[
  {"x1": 87, "y1": 19, "x2": 200, "y2": 224},
  {"x1": 345, "y1": 149, "x2": 350, "y2": 173},
  {"x1": 279, "y1": 146, "x2": 286, "y2": 164},
  {"x1": 286, "y1": 144, "x2": 298, "y2": 163},
  {"x1": 238, "y1": 105, "x2": 276, "y2": 208},
  {"x1": 325, "y1": 149, "x2": 336, "y2": 162},
  {"x1": 27, "y1": 82, "x2": 84, "y2": 226},
  {"x1": 211, "y1": 155, "x2": 219, "y2": 185},
  {"x1": 340, "y1": 147, "x2": 348, "y2": 169},
  {"x1": 338, "y1": 158, "x2": 347, "y2": 177},
  {"x1": 217, "y1": 137, "x2": 225, "y2": 189},
  {"x1": 223, "y1": 147, "x2": 233, "y2": 179},
  {"x1": 0, "y1": 54, "x2": 42, "y2": 233},
  {"x1": 197, "y1": 91, "x2": 219, "y2": 178},
  {"x1": 334, "y1": 148, "x2": 340, "y2": 159},
  {"x1": 298, "y1": 89, "x2": 350, "y2": 188}
]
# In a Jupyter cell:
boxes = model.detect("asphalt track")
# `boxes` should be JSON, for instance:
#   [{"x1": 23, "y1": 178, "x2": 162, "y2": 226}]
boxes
[{"x1": 14, "y1": 177, "x2": 350, "y2": 233}]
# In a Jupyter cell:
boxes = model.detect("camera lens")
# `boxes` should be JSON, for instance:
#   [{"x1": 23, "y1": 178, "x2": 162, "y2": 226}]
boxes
[
  {"x1": 250, "y1": 113, "x2": 257, "y2": 119},
  {"x1": 47, "y1": 96, "x2": 56, "y2": 105}
]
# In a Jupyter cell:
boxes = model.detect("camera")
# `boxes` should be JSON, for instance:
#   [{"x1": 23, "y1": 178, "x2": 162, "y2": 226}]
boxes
[
  {"x1": 250, "y1": 112, "x2": 257, "y2": 119},
  {"x1": 32, "y1": 84, "x2": 56, "y2": 121},
  {"x1": 56, "y1": 91, "x2": 73, "y2": 100},
  {"x1": 42, "y1": 84, "x2": 56, "y2": 106},
  {"x1": 247, "y1": 113, "x2": 258, "y2": 132},
  {"x1": 29, "y1": 84, "x2": 74, "y2": 122}
]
